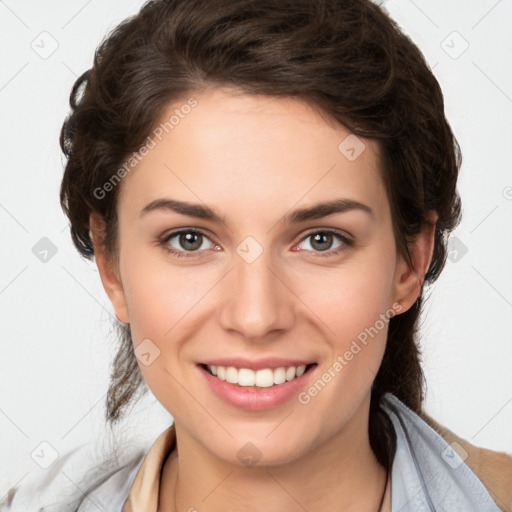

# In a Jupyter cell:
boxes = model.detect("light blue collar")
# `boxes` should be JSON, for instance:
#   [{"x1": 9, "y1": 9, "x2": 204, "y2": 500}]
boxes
[
  {"x1": 381, "y1": 393, "x2": 501, "y2": 511},
  {"x1": 8, "y1": 393, "x2": 501, "y2": 511}
]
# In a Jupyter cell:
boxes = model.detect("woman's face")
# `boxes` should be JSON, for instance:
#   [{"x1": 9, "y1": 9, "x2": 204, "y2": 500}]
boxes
[{"x1": 95, "y1": 87, "x2": 422, "y2": 466}]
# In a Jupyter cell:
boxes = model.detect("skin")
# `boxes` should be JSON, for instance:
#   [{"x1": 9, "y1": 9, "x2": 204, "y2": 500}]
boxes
[{"x1": 90, "y1": 86, "x2": 436, "y2": 512}]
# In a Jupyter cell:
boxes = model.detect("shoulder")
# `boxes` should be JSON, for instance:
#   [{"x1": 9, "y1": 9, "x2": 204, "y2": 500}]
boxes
[
  {"x1": 381, "y1": 393, "x2": 512, "y2": 512},
  {"x1": 0, "y1": 443, "x2": 146, "y2": 512},
  {"x1": 419, "y1": 411, "x2": 512, "y2": 512},
  {"x1": 72, "y1": 451, "x2": 146, "y2": 511}
]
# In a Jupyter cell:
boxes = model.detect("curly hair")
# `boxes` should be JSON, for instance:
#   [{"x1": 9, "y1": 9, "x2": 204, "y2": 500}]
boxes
[{"x1": 59, "y1": 0, "x2": 461, "y2": 471}]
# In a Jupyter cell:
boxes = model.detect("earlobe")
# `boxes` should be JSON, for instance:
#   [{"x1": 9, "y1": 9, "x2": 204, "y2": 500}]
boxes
[
  {"x1": 89, "y1": 213, "x2": 130, "y2": 324},
  {"x1": 391, "y1": 212, "x2": 438, "y2": 314}
]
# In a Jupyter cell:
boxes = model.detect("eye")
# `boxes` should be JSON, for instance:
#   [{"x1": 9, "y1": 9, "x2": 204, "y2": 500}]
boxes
[
  {"x1": 158, "y1": 229, "x2": 217, "y2": 258},
  {"x1": 158, "y1": 228, "x2": 353, "y2": 259},
  {"x1": 294, "y1": 229, "x2": 353, "y2": 257}
]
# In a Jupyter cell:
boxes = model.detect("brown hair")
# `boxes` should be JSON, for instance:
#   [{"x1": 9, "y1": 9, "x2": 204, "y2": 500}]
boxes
[{"x1": 60, "y1": 0, "x2": 461, "y2": 470}]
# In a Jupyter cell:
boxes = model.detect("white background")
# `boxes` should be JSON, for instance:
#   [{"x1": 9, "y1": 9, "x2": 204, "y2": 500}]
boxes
[{"x1": 1, "y1": 0, "x2": 511, "y2": 501}]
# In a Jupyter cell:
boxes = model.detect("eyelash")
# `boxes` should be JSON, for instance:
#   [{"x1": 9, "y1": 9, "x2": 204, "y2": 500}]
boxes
[{"x1": 157, "y1": 228, "x2": 354, "y2": 259}]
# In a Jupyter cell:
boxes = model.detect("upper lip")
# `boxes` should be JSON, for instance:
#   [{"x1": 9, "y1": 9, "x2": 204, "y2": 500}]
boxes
[{"x1": 199, "y1": 357, "x2": 316, "y2": 371}]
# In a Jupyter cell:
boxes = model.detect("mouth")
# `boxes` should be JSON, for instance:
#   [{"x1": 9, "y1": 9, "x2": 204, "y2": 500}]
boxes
[{"x1": 198, "y1": 362, "x2": 318, "y2": 388}]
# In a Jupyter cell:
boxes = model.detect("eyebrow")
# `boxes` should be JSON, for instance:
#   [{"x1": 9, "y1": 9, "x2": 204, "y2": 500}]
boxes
[{"x1": 139, "y1": 197, "x2": 374, "y2": 224}]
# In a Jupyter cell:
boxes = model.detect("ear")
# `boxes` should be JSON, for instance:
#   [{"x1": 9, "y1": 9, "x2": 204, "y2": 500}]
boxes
[
  {"x1": 89, "y1": 212, "x2": 130, "y2": 324},
  {"x1": 391, "y1": 211, "x2": 438, "y2": 314}
]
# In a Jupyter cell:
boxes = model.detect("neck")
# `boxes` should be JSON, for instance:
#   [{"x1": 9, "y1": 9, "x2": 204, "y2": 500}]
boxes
[{"x1": 159, "y1": 396, "x2": 388, "y2": 512}]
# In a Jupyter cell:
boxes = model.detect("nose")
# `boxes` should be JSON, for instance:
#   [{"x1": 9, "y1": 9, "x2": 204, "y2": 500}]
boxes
[{"x1": 217, "y1": 246, "x2": 295, "y2": 341}]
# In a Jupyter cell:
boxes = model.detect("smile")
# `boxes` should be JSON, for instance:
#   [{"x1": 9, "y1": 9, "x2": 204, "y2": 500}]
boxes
[{"x1": 202, "y1": 363, "x2": 317, "y2": 388}]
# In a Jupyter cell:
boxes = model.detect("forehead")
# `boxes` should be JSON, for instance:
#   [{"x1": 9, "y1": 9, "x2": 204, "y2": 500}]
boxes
[{"x1": 117, "y1": 87, "x2": 389, "y2": 224}]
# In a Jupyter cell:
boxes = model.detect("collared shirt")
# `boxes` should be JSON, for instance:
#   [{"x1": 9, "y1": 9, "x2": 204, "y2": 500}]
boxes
[
  {"x1": 119, "y1": 394, "x2": 502, "y2": 512},
  {"x1": 3, "y1": 393, "x2": 507, "y2": 511},
  {"x1": 118, "y1": 427, "x2": 393, "y2": 512}
]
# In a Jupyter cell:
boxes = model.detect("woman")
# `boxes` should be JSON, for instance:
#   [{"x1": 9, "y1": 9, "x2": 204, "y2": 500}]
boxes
[{"x1": 6, "y1": 0, "x2": 512, "y2": 510}]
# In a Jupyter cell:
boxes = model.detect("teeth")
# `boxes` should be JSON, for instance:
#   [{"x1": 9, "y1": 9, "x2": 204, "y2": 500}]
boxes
[{"x1": 205, "y1": 364, "x2": 308, "y2": 387}]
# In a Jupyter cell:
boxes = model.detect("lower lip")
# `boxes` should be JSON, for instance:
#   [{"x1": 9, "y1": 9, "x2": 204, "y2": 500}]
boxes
[{"x1": 198, "y1": 364, "x2": 317, "y2": 411}]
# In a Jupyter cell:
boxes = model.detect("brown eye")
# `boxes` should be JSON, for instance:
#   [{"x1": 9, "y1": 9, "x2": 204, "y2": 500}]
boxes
[
  {"x1": 309, "y1": 232, "x2": 335, "y2": 251},
  {"x1": 176, "y1": 232, "x2": 203, "y2": 251},
  {"x1": 160, "y1": 229, "x2": 216, "y2": 258},
  {"x1": 296, "y1": 230, "x2": 353, "y2": 257}
]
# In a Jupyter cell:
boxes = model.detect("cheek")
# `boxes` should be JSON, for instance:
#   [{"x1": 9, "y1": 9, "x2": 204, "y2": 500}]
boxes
[
  {"x1": 120, "y1": 240, "x2": 202, "y2": 334},
  {"x1": 299, "y1": 246, "x2": 396, "y2": 336},
  {"x1": 302, "y1": 245, "x2": 397, "y2": 382},
  {"x1": 124, "y1": 273, "x2": 178, "y2": 339},
  {"x1": 294, "y1": 265, "x2": 394, "y2": 426},
  {"x1": 118, "y1": 248, "x2": 215, "y2": 376},
  {"x1": 119, "y1": 255, "x2": 195, "y2": 409}
]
